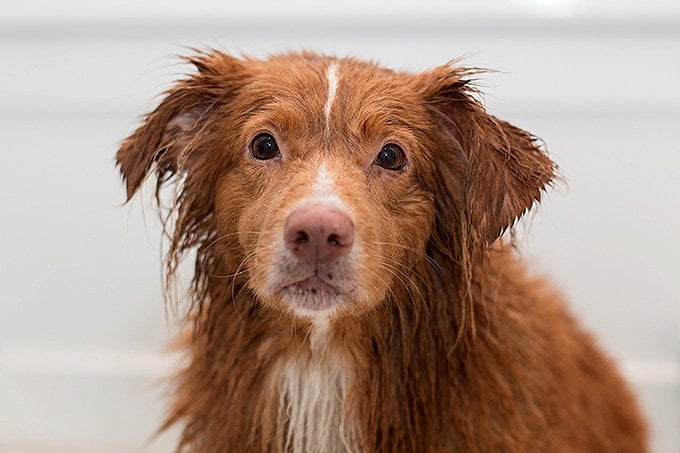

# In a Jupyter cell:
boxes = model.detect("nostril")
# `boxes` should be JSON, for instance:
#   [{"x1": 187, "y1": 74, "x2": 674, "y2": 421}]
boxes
[
  {"x1": 294, "y1": 230, "x2": 309, "y2": 245},
  {"x1": 327, "y1": 234, "x2": 340, "y2": 246}
]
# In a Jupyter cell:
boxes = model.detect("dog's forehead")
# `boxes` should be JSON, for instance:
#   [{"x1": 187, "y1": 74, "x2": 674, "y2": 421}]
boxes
[
  {"x1": 244, "y1": 56, "x2": 422, "y2": 138},
  {"x1": 256, "y1": 55, "x2": 409, "y2": 99}
]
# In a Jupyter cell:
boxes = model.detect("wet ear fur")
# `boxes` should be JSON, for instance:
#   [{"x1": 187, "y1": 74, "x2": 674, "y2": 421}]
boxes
[
  {"x1": 417, "y1": 62, "x2": 556, "y2": 246},
  {"x1": 116, "y1": 51, "x2": 249, "y2": 200}
]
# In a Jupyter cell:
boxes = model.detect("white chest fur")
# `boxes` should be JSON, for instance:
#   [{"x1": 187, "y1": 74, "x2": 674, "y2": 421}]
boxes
[{"x1": 278, "y1": 333, "x2": 355, "y2": 452}]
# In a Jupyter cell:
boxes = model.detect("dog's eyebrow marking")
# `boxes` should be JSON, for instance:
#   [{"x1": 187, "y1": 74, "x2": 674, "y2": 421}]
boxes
[{"x1": 324, "y1": 62, "x2": 339, "y2": 131}]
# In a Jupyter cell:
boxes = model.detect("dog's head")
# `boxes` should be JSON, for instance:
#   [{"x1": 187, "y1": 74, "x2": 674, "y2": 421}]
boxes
[{"x1": 117, "y1": 51, "x2": 554, "y2": 321}]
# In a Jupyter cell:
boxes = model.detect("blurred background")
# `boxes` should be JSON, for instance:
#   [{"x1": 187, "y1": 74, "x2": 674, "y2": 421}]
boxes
[{"x1": 1, "y1": 0, "x2": 679, "y2": 451}]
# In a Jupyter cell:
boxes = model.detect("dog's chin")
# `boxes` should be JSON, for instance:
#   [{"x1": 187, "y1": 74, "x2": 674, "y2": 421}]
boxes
[{"x1": 280, "y1": 276, "x2": 346, "y2": 317}]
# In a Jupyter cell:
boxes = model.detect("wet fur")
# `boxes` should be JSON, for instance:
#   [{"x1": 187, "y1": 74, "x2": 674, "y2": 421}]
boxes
[{"x1": 117, "y1": 51, "x2": 647, "y2": 452}]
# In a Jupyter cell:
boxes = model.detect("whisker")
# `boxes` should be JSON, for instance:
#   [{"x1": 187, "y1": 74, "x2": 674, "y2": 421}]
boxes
[
  {"x1": 207, "y1": 268, "x2": 250, "y2": 279},
  {"x1": 373, "y1": 241, "x2": 444, "y2": 277},
  {"x1": 229, "y1": 250, "x2": 259, "y2": 321},
  {"x1": 202, "y1": 231, "x2": 265, "y2": 254},
  {"x1": 378, "y1": 259, "x2": 433, "y2": 320},
  {"x1": 377, "y1": 261, "x2": 416, "y2": 307},
  {"x1": 230, "y1": 282, "x2": 251, "y2": 323}
]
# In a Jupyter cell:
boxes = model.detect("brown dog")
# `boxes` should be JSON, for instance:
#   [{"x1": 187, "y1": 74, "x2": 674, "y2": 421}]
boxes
[{"x1": 117, "y1": 51, "x2": 647, "y2": 452}]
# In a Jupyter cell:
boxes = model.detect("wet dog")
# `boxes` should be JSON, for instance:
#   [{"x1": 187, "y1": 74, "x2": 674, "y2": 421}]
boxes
[{"x1": 117, "y1": 51, "x2": 647, "y2": 452}]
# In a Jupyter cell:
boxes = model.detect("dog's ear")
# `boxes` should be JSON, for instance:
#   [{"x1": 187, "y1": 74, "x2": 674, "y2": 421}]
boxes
[
  {"x1": 416, "y1": 63, "x2": 556, "y2": 245},
  {"x1": 116, "y1": 51, "x2": 249, "y2": 200}
]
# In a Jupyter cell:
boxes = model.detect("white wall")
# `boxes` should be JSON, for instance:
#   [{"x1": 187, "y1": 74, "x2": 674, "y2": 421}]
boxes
[{"x1": 1, "y1": 1, "x2": 679, "y2": 451}]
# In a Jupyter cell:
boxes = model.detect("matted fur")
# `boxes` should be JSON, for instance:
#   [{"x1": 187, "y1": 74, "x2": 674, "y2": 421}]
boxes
[{"x1": 116, "y1": 50, "x2": 647, "y2": 452}]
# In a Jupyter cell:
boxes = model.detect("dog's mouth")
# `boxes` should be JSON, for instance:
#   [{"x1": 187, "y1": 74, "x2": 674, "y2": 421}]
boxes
[{"x1": 280, "y1": 275, "x2": 344, "y2": 312}]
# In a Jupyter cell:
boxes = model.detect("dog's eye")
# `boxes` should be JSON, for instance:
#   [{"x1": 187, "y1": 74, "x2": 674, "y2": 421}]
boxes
[
  {"x1": 250, "y1": 133, "x2": 280, "y2": 160},
  {"x1": 374, "y1": 143, "x2": 406, "y2": 171}
]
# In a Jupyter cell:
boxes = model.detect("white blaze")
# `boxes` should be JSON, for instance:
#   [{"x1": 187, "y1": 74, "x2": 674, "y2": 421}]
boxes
[
  {"x1": 313, "y1": 162, "x2": 336, "y2": 198},
  {"x1": 324, "y1": 63, "x2": 339, "y2": 130}
]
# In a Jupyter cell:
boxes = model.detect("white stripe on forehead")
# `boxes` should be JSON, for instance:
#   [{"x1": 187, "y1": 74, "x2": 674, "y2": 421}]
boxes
[{"x1": 324, "y1": 63, "x2": 339, "y2": 131}]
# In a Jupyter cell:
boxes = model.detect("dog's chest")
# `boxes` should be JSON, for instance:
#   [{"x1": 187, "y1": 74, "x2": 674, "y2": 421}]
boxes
[{"x1": 278, "y1": 351, "x2": 353, "y2": 452}]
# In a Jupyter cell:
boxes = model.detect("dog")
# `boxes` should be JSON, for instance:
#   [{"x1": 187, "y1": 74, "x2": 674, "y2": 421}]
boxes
[{"x1": 116, "y1": 50, "x2": 648, "y2": 452}]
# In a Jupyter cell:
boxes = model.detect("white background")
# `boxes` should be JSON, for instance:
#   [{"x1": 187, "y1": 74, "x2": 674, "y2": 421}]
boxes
[{"x1": 1, "y1": 0, "x2": 679, "y2": 451}]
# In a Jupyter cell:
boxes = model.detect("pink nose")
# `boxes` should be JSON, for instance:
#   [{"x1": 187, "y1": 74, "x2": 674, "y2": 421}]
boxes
[{"x1": 284, "y1": 204, "x2": 354, "y2": 264}]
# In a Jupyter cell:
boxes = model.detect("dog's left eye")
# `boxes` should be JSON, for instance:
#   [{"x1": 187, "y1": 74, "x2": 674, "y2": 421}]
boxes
[
  {"x1": 250, "y1": 133, "x2": 280, "y2": 160},
  {"x1": 374, "y1": 143, "x2": 406, "y2": 171}
]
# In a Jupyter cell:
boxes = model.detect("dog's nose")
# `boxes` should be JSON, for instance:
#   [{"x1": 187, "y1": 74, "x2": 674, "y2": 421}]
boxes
[{"x1": 284, "y1": 204, "x2": 354, "y2": 264}]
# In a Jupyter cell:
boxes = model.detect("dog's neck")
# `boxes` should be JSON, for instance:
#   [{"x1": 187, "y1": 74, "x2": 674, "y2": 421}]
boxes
[{"x1": 168, "y1": 253, "x2": 474, "y2": 451}]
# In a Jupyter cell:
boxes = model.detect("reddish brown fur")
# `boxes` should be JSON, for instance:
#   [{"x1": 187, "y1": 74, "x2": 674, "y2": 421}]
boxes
[{"x1": 117, "y1": 50, "x2": 647, "y2": 452}]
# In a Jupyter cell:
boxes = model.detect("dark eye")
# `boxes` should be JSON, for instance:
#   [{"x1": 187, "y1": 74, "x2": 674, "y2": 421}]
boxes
[
  {"x1": 250, "y1": 133, "x2": 280, "y2": 160},
  {"x1": 374, "y1": 143, "x2": 406, "y2": 171}
]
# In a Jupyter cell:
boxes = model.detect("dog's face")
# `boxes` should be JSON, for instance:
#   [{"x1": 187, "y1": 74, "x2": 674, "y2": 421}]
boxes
[
  {"x1": 214, "y1": 58, "x2": 437, "y2": 318},
  {"x1": 117, "y1": 52, "x2": 554, "y2": 320}
]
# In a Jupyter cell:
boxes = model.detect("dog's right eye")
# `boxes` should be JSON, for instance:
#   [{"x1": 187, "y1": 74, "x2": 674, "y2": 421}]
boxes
[{"x1": 250, "y1": 133, "x2": 280, "y2": 160}]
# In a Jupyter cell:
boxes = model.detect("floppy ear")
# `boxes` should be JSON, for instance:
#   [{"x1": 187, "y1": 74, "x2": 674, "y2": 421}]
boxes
[
  {"x1": 116, "y1": 51, "x2": 248, "y2": 200},
  {"x1": 418, "y1": 63, "x2": 556, "y2": 245}
]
